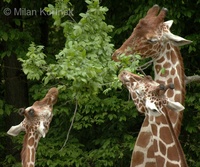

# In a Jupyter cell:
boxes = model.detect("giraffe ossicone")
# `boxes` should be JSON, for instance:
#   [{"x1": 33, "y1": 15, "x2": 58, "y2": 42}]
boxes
[
  {"x1": 7, "y1": 87, "x2": 58, "y2": 167},
  {"x1": 119, "y1": 71, "x2": 184, "y2": 115}
]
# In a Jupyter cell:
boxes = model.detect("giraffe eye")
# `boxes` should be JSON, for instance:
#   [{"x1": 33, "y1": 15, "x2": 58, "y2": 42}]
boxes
[
  {"x1": 147, "y1": 38, "x2": 158, "y2": 43},
  {"x1": 28, "y1": 109, "x2": 35, "y2": 117}
]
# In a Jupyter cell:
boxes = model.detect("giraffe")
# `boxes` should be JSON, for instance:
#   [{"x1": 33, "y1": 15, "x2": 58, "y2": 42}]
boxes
[
  {"x1": 113, "y1": 4, "x2": 192, "y2": 135},
  {"x1": 119, "y1": 70, "x2": 188, "y2": 167},
  {"x1": 7, "y1": 87, "x2": 58, "y2": 167},
  {"x1": 112, "y1": 5, "x2": 191, "y2": 166}
]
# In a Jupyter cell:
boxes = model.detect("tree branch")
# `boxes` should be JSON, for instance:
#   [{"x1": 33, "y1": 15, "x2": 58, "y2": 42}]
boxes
[
  {"x1": 60, "y1": 99, "x2": 78, "y2": 151},
  {"x1": 185, "y1": 75, "x2": 200, "y2": 85},
  {"x1": 137, "y1": 59, "x2": 153, "y2": 71}
]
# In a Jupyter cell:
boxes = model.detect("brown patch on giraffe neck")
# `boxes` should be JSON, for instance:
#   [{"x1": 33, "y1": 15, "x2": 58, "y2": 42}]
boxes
[
  {"x1": 156, "y1": 56, "x2": 165, "y2": 63},
  {"x1": 137, "y1": 131, "x2": 151, "y2": 148},
  {"x1": 29, "y1": 137, "x2": 35, "y2": 146},
  {"x1": 167, "y1": 146, "x2": 180, "y2": 161},
  {"x1": 159, "y1": 141, "x2": 167, "y2": 156},
  {"x1": 145, "y1": 162, "x2": 157, "y2": 167},
  {"x1": 163, "y1": 61, "x2": 171, "y2": 69},
  {"x1": 159, "y1": 126, "x2": 174, "y2": 144},
  {"x1": 147, "y1": 144, "x2": 155, "y2": 158},
  {"x1": 131, "y1": 151, "x2": 144, "y2": 165},
  {"x1": 166, "y1": 89, "x2": 174, "y2": 98},
  {"x1": 171, "y1": 68, "x2": 176, "y2": 75},
  {"x1": 156, "y1": 156, "x2": 165, "y2": 167},
  {"x1": 170, "y1": 50, "x2": 177, "y2": 65}
]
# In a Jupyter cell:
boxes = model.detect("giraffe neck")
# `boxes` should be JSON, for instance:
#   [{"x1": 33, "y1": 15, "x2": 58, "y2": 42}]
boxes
[
  {"x1": 154, "y1": 44, "x2": 185, "y2": 103},
  {"x1": 21, "y1": 129, "x2": 41, "y2": 167},
  {"x1": 130, "y1": 117, "x2": 156, "y2": 166},
  {"x1": 153, "y1": 44, "x2": 185, "y2": 136},
  {"x1": 149, "y1": 106, "x2": 188, "y2": 167}
]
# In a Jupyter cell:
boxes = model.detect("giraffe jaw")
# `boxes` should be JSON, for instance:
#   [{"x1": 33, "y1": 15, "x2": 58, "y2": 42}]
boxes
[
  {"x1": 145, "y1": 99, "x2": 162, "y2": 117},
  {"x1": 38, "y1": 121, "x2": 47, "y2": 138}
]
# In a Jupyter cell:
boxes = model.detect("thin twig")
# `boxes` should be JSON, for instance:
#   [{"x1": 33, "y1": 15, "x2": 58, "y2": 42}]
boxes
[
  {"x1": 137, "y1": 66, "x2": 146, "y2": 76},
  {"x1": 60, "y1": 99, "x2": 78, "y2": 150},
  {"x1": 136, "y1": 60, "x2": 153, "y2": 75},
  {"x1": 138, "y1": 59, "x2": 153, "y2": 70}
]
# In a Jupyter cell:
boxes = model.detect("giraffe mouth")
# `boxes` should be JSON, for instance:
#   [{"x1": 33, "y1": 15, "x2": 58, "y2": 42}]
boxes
[{"x1": 118, "y1": 71, "x2": 143, "y2": 83}]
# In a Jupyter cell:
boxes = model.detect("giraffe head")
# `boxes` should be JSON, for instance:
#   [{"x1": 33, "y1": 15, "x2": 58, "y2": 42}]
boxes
[
  {"x1": 119, "y1": 71, "x2": 188, "y2": 166},
  {"x1": 7, "y1": 88, "x2": 58, "y2": 167},
  {"x1": 119, "y1": 71, "x2": 184, "y2": 115},
  {"x1": 7, "y1": 87, "x2": 58, "y2": 138},
  {"x1": 112, "y1": 5, "x2": 192, "y2": 61}
]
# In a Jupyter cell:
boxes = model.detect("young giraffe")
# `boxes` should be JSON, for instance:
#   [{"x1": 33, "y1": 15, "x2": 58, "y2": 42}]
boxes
[
  {"x1": 112, "y1": 5, "x2": 191, "y2": 166},
  {"x1": 7, "y1": 87, "x2": 58, "y2": 167},
  {"x1": 119, "y1": 71, "x2": 188, "y2": 167}
]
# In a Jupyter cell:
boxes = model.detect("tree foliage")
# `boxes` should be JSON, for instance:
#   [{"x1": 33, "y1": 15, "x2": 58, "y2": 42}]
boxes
[{"x1": 0, "y1": 0, "x2": 200, "y2": 167}]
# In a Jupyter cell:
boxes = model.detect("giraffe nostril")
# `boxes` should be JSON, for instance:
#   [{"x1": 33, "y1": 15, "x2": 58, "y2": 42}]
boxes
[
  {"x1": 123, "y1": 71, "x2": 127, "y2": 75},
  {"x1": 152, "y1": 109, "x2": 158, "y2": 112}
]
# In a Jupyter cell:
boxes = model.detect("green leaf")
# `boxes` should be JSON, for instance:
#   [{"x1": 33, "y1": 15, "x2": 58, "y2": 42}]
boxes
[
  {"x1": 2, "y1": 33, "x2": 8, "y2": 41},
  {"x1": 14, "y1": 19, "x2": 21, "y2": 26},
  {"x1": 161, "y1": 67, "x2": 166, "y2": 74}
]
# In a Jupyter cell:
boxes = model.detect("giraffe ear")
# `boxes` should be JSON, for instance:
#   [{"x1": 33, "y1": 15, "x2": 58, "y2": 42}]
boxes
[
  {"x1": 164, "y1": 20, "x2": 173, "y2": 29},
  {"x1": 7, "y1": 122, "x2": 25, "y2": 136},
  {"x1": 165, "y1": 31, "x2": 192, "y2": 46},
  {"x1": 167, "y1": 101, "x2": 185, "y2": 112}
]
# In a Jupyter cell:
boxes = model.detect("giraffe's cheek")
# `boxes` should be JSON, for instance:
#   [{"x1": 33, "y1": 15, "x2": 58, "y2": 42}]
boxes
[{"x1": 37, "y1": 121, "x2": 46, "y2": 138}]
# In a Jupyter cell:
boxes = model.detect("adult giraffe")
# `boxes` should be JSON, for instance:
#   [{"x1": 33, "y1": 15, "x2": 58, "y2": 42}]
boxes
[
  {"x1": 7, "y1": 88, "x2": 58, "y2": 167},
  {"x1": 112, "y1": 5, "x2": 191, "y2": 167},
  {"x1": 119, "y1": 70, "x2": 188, "y2": 167}
]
